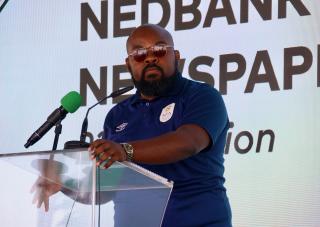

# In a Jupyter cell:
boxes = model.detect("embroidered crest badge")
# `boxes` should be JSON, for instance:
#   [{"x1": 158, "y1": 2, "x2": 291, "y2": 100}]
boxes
[{"x1": 160, "y1": 103, "x2": 175, "y2": 123}]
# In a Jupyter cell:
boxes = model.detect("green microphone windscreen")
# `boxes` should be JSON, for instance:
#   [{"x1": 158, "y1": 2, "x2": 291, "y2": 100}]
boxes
[{"x1": 60, "y1": 91, "x2": 82, "y2": 113}]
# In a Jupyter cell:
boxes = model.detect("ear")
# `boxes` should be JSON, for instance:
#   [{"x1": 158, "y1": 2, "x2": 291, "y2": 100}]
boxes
[
  {"x1": 125, "y1": 57, "x2": 132, "y2": 73},
  {"x1": 174, "y1": 50, "x2": 180, "y2": 61},
  {"x1": 125, "y1": 57, "x2": 130, "y2": 69}
]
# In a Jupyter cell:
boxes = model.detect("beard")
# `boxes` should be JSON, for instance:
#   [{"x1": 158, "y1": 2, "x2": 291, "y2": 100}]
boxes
[{"x1": 131, "y1": 62, "x2": 178, "y2": 97}]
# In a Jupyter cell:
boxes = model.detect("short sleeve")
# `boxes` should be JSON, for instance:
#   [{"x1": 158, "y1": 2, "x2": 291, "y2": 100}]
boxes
[{"x1": 180, "y1": 84, "x2": 229, "y2": 144}]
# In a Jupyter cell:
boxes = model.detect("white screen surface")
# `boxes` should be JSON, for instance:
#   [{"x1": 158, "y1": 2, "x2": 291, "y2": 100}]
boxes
[{"x1": 1, "y1": 1, "x2": 319, "y2": 226}]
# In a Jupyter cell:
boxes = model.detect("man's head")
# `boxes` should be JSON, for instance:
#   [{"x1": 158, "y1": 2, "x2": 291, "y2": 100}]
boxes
[{"x1": 125, "y1": 24, "x2": 180, "y2": 98}]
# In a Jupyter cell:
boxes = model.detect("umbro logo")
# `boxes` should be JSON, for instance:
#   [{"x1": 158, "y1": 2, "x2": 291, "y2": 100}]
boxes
[{"x1": 115, "y1": 122, "x2": 128, "y2": 132}]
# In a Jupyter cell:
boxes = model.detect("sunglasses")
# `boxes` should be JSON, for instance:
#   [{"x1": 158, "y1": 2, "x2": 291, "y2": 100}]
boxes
[{"x1": 128, "y1": 44, "x2": 174, "y2": 62}]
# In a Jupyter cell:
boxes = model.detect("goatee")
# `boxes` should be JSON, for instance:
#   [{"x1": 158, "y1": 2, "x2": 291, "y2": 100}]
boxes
[{"x1": 132, "y1": 64, "x2": 178, "y2": 97}]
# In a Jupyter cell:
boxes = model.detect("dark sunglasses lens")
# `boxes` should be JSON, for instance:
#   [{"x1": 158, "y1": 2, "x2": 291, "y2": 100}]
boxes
[
  {"x1": 133, "y1": 49, "x2": 147, "y2": 62},
  {"x1": 153, "y1": 46, "x2": 167, "y2": 57}
]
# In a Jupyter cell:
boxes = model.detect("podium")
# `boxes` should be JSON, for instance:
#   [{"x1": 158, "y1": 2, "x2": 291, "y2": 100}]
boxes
[{"x1": 0, "y1": 149, "x2": 173, "y2": 227}]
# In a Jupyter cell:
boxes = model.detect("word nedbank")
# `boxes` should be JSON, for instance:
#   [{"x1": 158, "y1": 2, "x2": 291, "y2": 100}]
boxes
[{"x1": 80, "y1": 0, "x2": 311, "y2": 40}]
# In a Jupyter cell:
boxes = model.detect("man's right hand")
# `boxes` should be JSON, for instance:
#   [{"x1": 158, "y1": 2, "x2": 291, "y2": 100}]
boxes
[{"x1": 30, "y1": 176, "x2": 62, "y2": 212}]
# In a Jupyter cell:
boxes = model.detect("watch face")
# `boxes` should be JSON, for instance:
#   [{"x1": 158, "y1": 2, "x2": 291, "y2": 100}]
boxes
[
  {"x1": 122, "y1": 143, "x2": 133, "y2": 161},
  {"x1": 125, "y1": 144, "x2": 132, "y2": 154}
]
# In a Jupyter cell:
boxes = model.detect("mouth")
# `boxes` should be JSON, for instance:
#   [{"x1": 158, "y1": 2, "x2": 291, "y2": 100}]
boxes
[
  {"x1": 145, "y1": 67, "x2": 160, "y2": 72},
  {"x1": 144, "y1": 66, "x2": 162, "y2": 79}
]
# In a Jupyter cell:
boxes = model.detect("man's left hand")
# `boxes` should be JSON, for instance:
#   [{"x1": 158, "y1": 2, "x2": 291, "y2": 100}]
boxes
[{"x1": 89, "y1": 139, "x2": 127, "y2": 169}]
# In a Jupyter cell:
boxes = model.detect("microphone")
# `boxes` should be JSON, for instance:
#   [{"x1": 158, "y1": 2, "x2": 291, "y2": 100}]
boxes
[
  {"x1": 24, "y1": 91, "x2": 82, "y2": 148},
  {"x1": 80, "y1": 86, "x2": 134, "y2": 142},
  {"x1": 64, "y1": 86, "x2": 134, "y2": 149}
]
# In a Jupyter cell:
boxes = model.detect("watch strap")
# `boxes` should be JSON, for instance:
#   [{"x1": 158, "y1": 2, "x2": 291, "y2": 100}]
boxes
[{"x1": 121, "y1": 143, "x2": 134, "y2": 161}]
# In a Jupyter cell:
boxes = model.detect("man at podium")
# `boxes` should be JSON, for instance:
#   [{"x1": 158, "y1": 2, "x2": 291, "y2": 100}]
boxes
[{"x1": 89, "y1": 24, "x2": 232, "y2": 227}]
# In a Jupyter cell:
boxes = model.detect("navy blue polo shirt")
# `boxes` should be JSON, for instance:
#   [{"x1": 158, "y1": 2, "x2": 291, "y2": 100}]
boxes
[{"x1": 104, "y1": 73, "x2": 232, "y2": 227}]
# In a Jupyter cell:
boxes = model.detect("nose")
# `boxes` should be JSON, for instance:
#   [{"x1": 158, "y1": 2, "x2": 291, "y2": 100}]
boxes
[{"x1": 144, "y1": 50, "x2": 159, "y2": 64}]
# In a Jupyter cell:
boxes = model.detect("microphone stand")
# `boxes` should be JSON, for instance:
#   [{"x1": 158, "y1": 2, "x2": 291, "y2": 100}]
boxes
[
  {"x1": 64, "y1": 86, "x2": 134, "y2": 150},
  {"x1": 48, "y1": 120, "x2": 64, "y2": 168},
  {"x1": 63, "y1": 98, "x2": 101, "y2": 149},
  {"x1": 52, "y1": 119, "x2": 62, "y2": 151},
  {"x1": 43, "y1": 120, "x2": 63, "y2": 173},
  {"x1": 48, "y1": 120, "x2": 65, "y2": 174}
]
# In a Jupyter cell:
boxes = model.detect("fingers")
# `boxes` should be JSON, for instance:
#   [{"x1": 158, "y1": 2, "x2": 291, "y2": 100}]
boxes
[
  {"x1": 37, "y1": 197, "x2": 43, "y2": 209},
  {"x1": 32, "y1": 190, "x2": 50, "y2": 212},
  {"x1": 89, "y1": 139, "x2": 126, "y2": 169},
  {"x1": 90, "y1": 141, "x2": 110, "y2": 159},
  {"x1": 97, "y1": 156, "x2": 115, "y2": 169},
  {"x1": 89, "y1": 139, "x2": 108, "y2": 154},
  {"x1": 44, "y1": 195, "x2": 49, "y2": 212},
  {"x1": 96, "y1": 149, "x2": 114, "y2": 163},
  {"x1": 33, "y1": 191, "x2": 44, "y2": 210},
  {"x1": 89, "y1": 139, "x2": 108, "y2": 159},
  {"x1": 102, "y1": 156, "x2": 115, "y2": 169},
  {"x1": 32, "y1": 189, "x2": 40, "y2": 205}
]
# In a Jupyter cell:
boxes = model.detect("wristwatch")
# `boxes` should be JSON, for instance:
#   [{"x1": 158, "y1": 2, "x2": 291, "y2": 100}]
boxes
[{"x1": 121, "y1": 143, "x2": 134, "y2": 161}]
